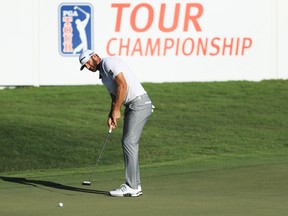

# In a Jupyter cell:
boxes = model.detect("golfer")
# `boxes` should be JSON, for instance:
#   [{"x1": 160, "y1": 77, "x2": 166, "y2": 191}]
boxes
[{"x1": 78, "y1": 50, "x2": 153, "y2": 197}]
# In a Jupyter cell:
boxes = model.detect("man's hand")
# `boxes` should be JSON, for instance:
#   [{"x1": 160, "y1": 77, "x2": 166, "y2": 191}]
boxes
[{"x1": 108, "y1": 109, "x2": 121, "y2": 129}]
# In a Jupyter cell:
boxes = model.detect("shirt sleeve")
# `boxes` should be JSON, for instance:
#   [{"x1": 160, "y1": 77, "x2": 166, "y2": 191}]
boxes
[{"x1": 103, "y1": 57, "x2": 126, "y2": 79}]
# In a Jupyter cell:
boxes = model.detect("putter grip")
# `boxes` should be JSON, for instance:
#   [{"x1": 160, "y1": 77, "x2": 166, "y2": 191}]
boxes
[{"x1": 109, "y1": 126, "x2": 113, "y2": 134}]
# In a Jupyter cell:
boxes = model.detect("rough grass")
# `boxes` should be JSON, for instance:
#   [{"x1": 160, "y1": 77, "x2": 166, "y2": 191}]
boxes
[{"x1": 0, "y1": 81, "x2": 288, "y2": 172}]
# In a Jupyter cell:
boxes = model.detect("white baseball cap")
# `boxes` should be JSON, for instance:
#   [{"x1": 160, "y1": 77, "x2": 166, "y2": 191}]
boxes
[{"x1": 79, "y1": 49, "x2": 95, "y2": 70}]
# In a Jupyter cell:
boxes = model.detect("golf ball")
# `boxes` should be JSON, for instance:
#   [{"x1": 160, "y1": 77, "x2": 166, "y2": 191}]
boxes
[{"x1": 58, "y1": 202, "x2": 63, "y2": 207}]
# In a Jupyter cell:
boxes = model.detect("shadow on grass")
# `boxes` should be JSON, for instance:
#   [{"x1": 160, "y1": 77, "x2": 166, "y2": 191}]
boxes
[{"x1": 0, "y1": 176, "x2": 110, "y2": 196}]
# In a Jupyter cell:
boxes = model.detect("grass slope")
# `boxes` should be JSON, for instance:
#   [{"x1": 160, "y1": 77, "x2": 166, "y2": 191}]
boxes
[{"x1": 0, "y1": 81, "x2": 288, "y2": 172}]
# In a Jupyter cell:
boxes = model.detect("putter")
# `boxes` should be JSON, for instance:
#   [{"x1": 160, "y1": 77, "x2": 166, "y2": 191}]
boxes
[{"x1": 82, "y1": 127, "x2": 113, "y2": 186}]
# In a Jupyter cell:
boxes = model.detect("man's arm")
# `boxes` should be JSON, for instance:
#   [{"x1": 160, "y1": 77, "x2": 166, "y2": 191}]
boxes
[
  {"x1": 108, "y1": 94, "x2": 116, "y2": 118},
  {"x1": 108, "y1": 72, "x2": 127, "y2": 129}
]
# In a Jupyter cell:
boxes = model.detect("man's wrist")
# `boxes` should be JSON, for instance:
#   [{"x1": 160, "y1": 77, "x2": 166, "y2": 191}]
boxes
[{"x1": 113, "y1": 108, "x2": 120, "y2": 112}]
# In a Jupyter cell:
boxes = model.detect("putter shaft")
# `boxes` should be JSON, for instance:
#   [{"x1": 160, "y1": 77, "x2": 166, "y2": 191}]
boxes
[{"x1": 83, "y1": 128, "x2": 112, "y2": 185}]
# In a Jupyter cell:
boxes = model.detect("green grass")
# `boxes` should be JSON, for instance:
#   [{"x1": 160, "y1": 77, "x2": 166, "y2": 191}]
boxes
[
  {"x1": 0, "y1": 81, "x2": 288, "y2": 216},
  {"x1": 1, "y1": 81, "x2": 288, "y2": 172},
  {"x1": 0, "y1": 158, "x2": 288, "y2": 216}
]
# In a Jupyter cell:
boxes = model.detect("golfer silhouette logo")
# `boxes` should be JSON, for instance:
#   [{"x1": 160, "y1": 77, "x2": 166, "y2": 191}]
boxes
[
  {"x1": 59, "y1": 3, "x2": 94, "y2": 56},
  {"x1": 73, "y1": 6, "x2": 90, "y2": 54}
]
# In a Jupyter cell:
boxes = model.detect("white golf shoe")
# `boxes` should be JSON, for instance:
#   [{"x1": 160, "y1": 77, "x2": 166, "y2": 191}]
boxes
[{"x1": 109, "y1": 184, "x2": 143, "y2": 197}]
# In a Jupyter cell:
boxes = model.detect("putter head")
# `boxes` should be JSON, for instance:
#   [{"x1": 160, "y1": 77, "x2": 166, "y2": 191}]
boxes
[{"x1": 82, "y1": 181, "x2": 91, "y2": 186}]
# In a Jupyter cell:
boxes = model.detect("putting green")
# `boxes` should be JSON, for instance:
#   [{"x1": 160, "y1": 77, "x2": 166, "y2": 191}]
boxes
[{"x1": 0, "y1": 159, "x2": 288, "y2": 216}]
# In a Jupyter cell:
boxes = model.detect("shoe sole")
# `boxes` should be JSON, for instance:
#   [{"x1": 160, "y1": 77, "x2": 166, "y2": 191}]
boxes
[
  {"x1": 132, "y1": 191, "x2": 143, "y2": 197},
  {"x1": 109, "y1": 191, "x2": 143, "y2": 197}
]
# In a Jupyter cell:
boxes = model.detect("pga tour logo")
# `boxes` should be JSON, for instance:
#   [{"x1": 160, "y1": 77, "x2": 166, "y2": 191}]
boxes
[{"x1": 59, "y1": 3, "x2": 93, "y2": 56}]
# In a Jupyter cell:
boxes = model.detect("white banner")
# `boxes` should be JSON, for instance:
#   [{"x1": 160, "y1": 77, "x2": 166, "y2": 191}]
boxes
[{"x1": 0, "y1": 0, "x2": 287, "y2": 86}]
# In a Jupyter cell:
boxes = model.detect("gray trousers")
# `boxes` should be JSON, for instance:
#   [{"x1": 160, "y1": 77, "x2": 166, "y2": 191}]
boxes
[{"x1": 122, "y1": 94, "x2": 152, "y2": 189}]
